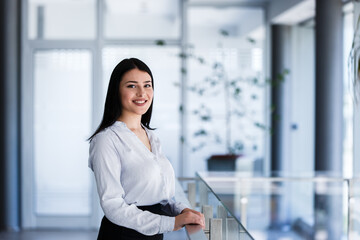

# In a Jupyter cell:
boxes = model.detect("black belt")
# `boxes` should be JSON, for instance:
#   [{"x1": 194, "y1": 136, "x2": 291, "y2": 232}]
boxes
[{"x1": 138, "y1": 203, "x2": 164, "y2": 215}]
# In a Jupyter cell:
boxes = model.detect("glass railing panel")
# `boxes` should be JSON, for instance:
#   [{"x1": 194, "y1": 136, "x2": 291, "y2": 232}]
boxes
[
  {"x1": 168, "y1": 178, "x2": 207, "y2": 240},
  {"x1": 196, "y1": 176, "x2": 254, "y2": 240},
  {"x1": 185, "y1": 224, "x2": 208, "y2": 240},
  {"x1": 197, "y1": 171, "x2": 350, "y2": 240},
  {"x1": 349, "y1": 178, "x2": 360, "y2": 240},
  {"x1": 176, "y1": 177, "x2": 253, "y2": 240}
]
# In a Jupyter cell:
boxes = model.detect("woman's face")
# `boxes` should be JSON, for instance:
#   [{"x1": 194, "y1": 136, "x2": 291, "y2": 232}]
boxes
[{"x1": 119, "y1": 68, "x2": 153, "y2": 118}]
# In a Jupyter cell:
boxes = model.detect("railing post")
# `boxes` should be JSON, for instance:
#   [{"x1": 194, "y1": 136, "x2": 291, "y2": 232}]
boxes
[
  {"x1": 217, "y1": 205, "x2": 227, "y2": 240},
  {"x1": 202, "y1": 205, "x2": 212, "y2": 239},
  {"x1": 240, "y1": 196, "x2": 248, "y2": 228},
  {"x1": 202, "y1": 206, "x2": 213, "y2": 230},
  {"x1": 226, "y1": 218, "x2": 239, "y2": 240},
  {"x1": 210, "y1": 218, "x2": 222, "y2": 240},
  {"x1": 188, "y1": 182, "x2": 196, "y2": 209},
  {"x1": 199, "y1": 181, "x2": 208, "y2": 207}
]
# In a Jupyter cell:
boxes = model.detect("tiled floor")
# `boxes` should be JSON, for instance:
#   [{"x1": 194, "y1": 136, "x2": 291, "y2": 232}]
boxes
[{"x1": 0, "y1": 229, "x2": 187, "y2": 240}]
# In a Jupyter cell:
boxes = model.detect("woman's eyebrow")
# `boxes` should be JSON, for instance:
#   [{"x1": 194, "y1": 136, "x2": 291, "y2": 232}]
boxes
[
  {"x1": 124, "y1": 81, "x2": 138, "y2": 84},
  {"x1": 124, "y1": 80, "x2": 151, "y2": 84}
]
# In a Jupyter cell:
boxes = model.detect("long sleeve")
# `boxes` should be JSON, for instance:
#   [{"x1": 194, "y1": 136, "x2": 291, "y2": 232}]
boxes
[
  {"x1": 89, "y1": 131, "x2": 175, "y2": 235},
  {"x1": 161, "y1": 197, "x2": 189, "y2": 216}
]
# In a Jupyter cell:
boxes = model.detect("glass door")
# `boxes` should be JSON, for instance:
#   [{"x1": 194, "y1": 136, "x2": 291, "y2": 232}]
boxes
[
  {"x1": 22, "y1": 0, "x2": 101, "y2": 229},
  {"x1": 22, "y1": 48, "x2": 101, "y2": 228}
]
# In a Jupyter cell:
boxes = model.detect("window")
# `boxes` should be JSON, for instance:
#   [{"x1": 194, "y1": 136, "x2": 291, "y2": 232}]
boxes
[
  {"x1": 34, "y1": 50, "x2": 92, "y2": 216},
  {"x1": 28, "y1": 0, "x2": 96, "y2": 40},
  {"x1": 186, "y1": 6, "x2": 266, "y2": 176},
  {"x1": 103, "y1": 0, "x2": 180, "y2": 39}
]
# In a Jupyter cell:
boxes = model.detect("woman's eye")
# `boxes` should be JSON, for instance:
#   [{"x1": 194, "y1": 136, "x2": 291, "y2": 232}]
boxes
[
  {"x1": 127, "y1": 85, "x2": 136, "y2": 88},
  {"x1": 145, "y1": 84, "x2": 152, "y2": 88}
]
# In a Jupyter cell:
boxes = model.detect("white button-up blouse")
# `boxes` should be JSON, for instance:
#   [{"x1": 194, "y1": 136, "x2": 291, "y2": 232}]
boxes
[{"x1": 88, "y1": 121, "x2": 188, "y2": 235}]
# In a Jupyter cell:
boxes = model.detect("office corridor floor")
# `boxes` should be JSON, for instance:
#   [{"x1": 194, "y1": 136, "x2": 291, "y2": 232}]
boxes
[
  {"x1": 0, "y1": 229, "x2": 186, "y2": 240},
  {"x1": 0, "y1": 230, "x2": 98, "y2": 240}
]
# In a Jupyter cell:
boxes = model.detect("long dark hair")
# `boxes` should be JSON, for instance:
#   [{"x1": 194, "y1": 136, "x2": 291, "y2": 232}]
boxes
[{"x1": 88, "y1": 58, "x2": 154, "y2": 141}]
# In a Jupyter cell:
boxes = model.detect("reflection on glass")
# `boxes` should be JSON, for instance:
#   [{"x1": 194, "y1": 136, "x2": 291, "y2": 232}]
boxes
[
  {"x1": 34, "y1": 50, "x2": 92, "y2": 215},
  {"x1": 102, "y1": 47, "x2": 181, "y2": 175},
  {"x1": 104, "y1": 0, "x2": 180, "y2": 39},
  {"x1": 28, "y1": 0, "x2": 96, "y2": 39},
  {"x1": 187, "y1": 7, "x2": 266, "y2": 176}
]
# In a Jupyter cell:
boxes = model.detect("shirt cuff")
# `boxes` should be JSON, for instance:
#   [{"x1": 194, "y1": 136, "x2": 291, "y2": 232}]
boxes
[
  {"x1": 174, "y1": 203, "x2": 189, "y2": 215},
  {"x1": 159, "y1": 216, "x2": 175, "y2": 233}
]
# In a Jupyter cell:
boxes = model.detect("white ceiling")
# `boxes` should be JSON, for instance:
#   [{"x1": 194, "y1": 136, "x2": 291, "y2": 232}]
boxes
[{"x1": 272, "y1": 0, "x2": 315, "y2": 25}]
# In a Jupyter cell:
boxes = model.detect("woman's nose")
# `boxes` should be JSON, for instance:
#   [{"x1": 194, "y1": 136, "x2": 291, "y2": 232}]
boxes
[{"x1": 136, "y1": 87, "x2": 145, "y2": 97}]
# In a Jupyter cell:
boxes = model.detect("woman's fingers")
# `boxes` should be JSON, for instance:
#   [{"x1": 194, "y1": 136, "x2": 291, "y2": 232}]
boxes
[
  {"x1": 182, "y1": 208, "x2": 204, "y2": 218},
  {"x1": 183, "y1": 211, "x2": 203, "y2": 227},
  {"x1": 174, "y1": 211, "x2": 206, "y2": 231},
  {"x1": 190, "y1": 210, "x2": 205, "y2": 228},
  {"x1": 186, "y1": 210, "x2": 205, "y2": 228}
]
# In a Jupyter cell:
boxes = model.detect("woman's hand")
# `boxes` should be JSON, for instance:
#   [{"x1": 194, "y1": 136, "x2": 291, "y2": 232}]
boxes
[{"x1": 173, "y1": 208, "x2": 205, "y2": 231}]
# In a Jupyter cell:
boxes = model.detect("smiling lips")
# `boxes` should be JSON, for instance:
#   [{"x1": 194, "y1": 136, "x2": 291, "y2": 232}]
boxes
[{"x1": 133, "y1": 99, "x2": 147, "y2": 106}]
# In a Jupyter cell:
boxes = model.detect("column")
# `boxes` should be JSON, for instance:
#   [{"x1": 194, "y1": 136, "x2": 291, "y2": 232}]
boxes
[
  {"x1": 271, "y1": 25, "x2": 292, "y2": 175},
  {"x1": 315, "y1": 0, "x2": 343, "y2": 175},
  {"x1": 315, "y1": 0, "x2": 343, "y2": 239},
  {"x1": 270, "y1": 24, "x2": 292, "y2": 230},
  {"x1": 0, "y1": 0, "x2": 20, "y2": 231}
]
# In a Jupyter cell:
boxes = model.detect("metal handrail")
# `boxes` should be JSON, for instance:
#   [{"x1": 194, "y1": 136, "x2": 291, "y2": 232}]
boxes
[{"x1": 185, "y1": 224, "x2": 208, "y2": 240}]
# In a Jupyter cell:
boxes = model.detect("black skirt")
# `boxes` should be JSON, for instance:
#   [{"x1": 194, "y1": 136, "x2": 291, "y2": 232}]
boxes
[{"x1": 97, "y1": 204, "x2": 170, "y2": 240}]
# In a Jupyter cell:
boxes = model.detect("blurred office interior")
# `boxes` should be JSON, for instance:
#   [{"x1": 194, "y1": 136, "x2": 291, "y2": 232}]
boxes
[{"x1": 0, "y1": 0, "x2": 358, "y2": 239}]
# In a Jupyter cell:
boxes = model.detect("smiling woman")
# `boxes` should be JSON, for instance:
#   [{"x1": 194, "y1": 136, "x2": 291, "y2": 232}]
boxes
[{"x1": 88, "y1": 58, "x2": 205, "y2": 240}]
